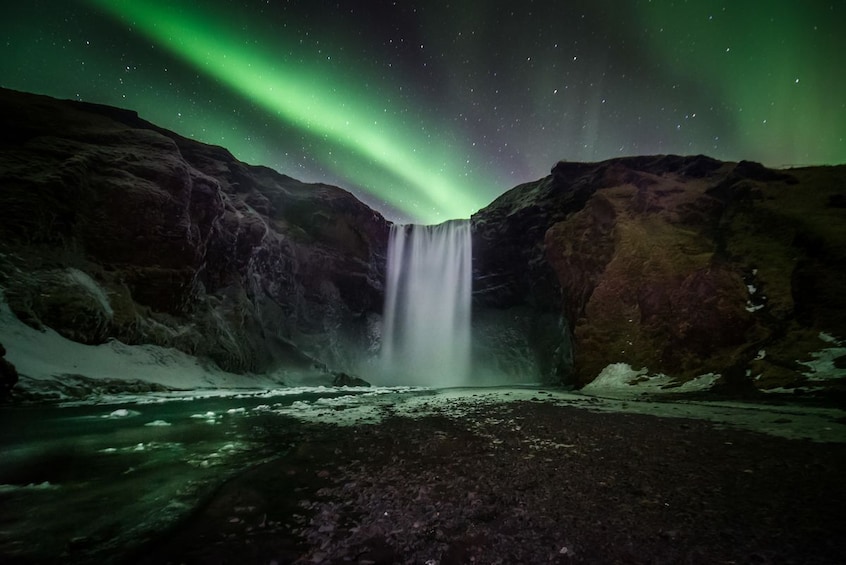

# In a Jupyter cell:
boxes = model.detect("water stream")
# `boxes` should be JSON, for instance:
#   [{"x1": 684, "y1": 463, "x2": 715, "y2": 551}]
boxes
[{"x1": 0, "y1": 388, "x2": 378, "y2": 562}]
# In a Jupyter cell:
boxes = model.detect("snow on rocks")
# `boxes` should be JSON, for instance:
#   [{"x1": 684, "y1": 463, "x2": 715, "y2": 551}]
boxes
[{"x1": 580, "y1": 363, "x2": 719, "y2": 398}]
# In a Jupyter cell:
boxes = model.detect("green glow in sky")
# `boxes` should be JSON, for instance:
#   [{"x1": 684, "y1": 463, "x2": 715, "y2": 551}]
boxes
[
  {"x1": 634, "y1": 2, "x2": 845, "y2": 167},
  {"x1": 2, "y1": 1, "x2": 843, "y2": 222},
  {"x1": 85, "y1": 0, "x2": 490, "y2": 222}
]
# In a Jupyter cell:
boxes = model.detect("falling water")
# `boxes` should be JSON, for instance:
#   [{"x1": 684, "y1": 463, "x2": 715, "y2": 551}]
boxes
[{"x1": 381, "y1": 220, "x2": 472, "y2": 387}]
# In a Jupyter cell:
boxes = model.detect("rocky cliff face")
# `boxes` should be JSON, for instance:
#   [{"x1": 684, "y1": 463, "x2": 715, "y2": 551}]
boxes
[
  {"x1": 473, "y1": 155, "x2": 846, "y2": 397},
  {"x1": 0, "y1": 88, "x2": 388, "y2": 378},
  {"x1": 2, "y1": 88, "x2": 843, "y2": 397}
]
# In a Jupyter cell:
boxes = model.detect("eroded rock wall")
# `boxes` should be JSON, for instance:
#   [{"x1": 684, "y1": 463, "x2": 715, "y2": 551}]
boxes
[
  {"x1": 473, "y1": 155, "x2": 846, "y2": 394},
  {"x1": 0, "y1": 88, "x2": 388, "y2": 376}
]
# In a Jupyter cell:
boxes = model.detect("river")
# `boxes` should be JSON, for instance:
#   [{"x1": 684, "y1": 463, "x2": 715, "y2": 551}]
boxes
[{"x1": 0, "y1": 386, "x2": 420, "y2": 563}]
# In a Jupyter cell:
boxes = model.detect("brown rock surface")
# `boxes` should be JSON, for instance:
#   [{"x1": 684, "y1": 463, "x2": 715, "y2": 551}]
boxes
[
  {"x1": 473, "y1": 155, "x2": 846, "y2": 395},
  {"x1": 2, "y1": 87, "x2": 844, "y2": 397},
  {"x1": 0, "y1": 88, "x2": 388, "y2": 377}
]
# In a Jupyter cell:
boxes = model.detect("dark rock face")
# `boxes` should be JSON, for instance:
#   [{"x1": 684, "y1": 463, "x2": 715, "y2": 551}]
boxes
[
  {"x1": 331, "y1": 372, "x2": 371, "y2": 387},
  {"x1": 470, "y1": 164, "x2": 595, "y2": 382},
  {"x1": 473, "y1": 155, "x2": 846, "y2": 394},
  {"x1": 0, "y1": 88, "x2": 388, "y2": 376},
  {"x1": 0, "y1": 342, "x2": 19, "y2": 397},
  {"x1": 2, "y1": 88, "x2": 843, "y2": 396}
]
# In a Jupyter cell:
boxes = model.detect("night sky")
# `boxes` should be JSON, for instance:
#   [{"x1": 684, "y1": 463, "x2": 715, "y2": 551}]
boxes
[{"x1": 2, "y1": 1, "x2": 844, "y2": 222}]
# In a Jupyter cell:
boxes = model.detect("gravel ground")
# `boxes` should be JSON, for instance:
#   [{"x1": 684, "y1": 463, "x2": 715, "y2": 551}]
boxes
[{"x1": 135, "y1": 398, "x2": 846, "y2": 564}]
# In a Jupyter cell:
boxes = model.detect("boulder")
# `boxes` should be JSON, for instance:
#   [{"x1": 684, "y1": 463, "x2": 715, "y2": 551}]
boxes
[{"x1": 331, "y1": 372, "x2": 371, "y2": 387}]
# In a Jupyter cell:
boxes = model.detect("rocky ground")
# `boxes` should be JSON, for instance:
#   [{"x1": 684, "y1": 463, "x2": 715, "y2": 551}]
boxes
[{"x1": 133, "y1": 398, "x2": 846, "y2": 565}]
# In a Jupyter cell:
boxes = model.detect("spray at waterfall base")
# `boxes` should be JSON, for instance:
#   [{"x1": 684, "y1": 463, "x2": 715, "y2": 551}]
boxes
[{"x1": 377, "y1": 220, "x2": 550, "y2": 387}]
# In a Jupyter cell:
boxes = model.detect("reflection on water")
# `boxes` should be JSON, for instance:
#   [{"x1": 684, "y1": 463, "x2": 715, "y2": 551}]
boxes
[{"x1": 0, "y1": 388, "x2": 371, "y2": 563}]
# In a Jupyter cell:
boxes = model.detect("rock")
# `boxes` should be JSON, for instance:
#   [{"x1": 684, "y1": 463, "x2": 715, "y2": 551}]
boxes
[
  {"x1": 0, "y1": 342, "x2": 19, "y2": 397},
  {"x1": 2, "y1": 88, "x2": 844, "y2": 399},
  {"x1": 473, "y1": 155, "x2": 846, "y2": 396},
  {"x1": 0, "y1": 87, "x2": 388, "y2": 378},
  {"x1": 331, "y1": 372, "x2": 371, "y2": 387},
  {"x1": 470, "y1": 162, "x2": 594, "y2": 383}
]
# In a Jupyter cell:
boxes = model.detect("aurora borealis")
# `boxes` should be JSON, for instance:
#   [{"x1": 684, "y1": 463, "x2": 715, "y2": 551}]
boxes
[{"x1": 2, "y1": 1, "x2": 844, "y2": 222}]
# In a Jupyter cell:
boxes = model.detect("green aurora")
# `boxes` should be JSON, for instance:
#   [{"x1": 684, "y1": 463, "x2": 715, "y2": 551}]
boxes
[
  {"x1": 83, "y1": 0, "x2": 490, "y2": 222},
  {"x1": 635, "y1": 2, "x2": 843, "y2": 168},
  {"x1": 1, "y1": 0, "x2": 843, "y2": 222}
]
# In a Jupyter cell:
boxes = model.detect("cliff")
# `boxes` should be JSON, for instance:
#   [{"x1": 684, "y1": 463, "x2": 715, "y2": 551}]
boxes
[
  {"x1": 0, "y1": 88, "x2": 388, "y2": 381},
  {"x1": 473, "y1": 155, "x2": 846, "y2": 398},
  {"x1": 2, "y1": 88, "x2": 844, "y2": 399}
]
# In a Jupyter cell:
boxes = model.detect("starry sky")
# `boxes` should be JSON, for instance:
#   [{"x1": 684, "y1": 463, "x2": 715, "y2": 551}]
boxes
[{"x1": 2, "y1": 1, "x2": 844, "y2": 222}]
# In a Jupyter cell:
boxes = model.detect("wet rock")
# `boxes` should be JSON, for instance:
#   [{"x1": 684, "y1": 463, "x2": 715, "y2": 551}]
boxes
[
  {"x1": 332, "y1": 372, "x2": 371, "y2": 387},
  {"x1": 0, "y1": 342, "x2": 19, "y2": 397}
]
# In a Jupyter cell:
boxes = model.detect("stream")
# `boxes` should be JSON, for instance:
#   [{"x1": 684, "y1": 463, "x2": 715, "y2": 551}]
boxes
[{"x1": 0, "y1": 386, "x2": 405, "y2": 563}]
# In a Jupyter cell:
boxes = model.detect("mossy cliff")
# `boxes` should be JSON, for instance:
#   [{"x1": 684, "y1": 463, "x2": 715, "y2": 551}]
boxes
[{"x1": 473, "y1": 155, "x2": 846, "y2": 395}]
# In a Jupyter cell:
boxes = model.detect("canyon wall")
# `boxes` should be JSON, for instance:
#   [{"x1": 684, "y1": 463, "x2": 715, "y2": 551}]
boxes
[
  {"x1": 473, "y1": 155, "x2": 846, "y2": 396},
  {"x1": 0, "y1": 88, "x2": 388, "y2": 379},
  {"x1": 2, "y1": 88, "x2": 844, "y2": 397}
]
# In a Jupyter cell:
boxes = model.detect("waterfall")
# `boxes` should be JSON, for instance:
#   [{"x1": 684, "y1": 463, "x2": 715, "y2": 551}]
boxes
[{"x1": 381, "y1": 220, "x2": 472, "y2": 387}]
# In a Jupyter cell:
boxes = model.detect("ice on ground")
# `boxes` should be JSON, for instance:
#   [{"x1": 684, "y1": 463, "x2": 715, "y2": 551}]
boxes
[
  {"x1": 264, "y1": 385, "x2": 846, "y2": 443},
  {"x1": 190, "y1": 411, "x2": 220, "y2": 424},
  {"x1": 797, "y1": 333, "x2": 846, "y2": 383},
  {"x1": 0, "y1": 482, "x2": 61, "y2": 494},
  {"x1": 581, "y1": 363, "x2": 648, "y2": 394},
  {"x1": 185, "y1": 440, "x2": 249, "y2": 468},
  {"x1": 579, "y1": 363, "x2": 718, "y2": 398},
  {"x1": 820, "y1": 332, "x2": 840, "y2": 344}
]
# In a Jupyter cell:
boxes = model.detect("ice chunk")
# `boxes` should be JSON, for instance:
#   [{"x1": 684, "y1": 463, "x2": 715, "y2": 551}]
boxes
[
  {"x1": 103, "y1": 408, "x2": 140, "y2": 419},
  {"x1": 144, "y1": 420, "x2": 172, "y2": 427}
]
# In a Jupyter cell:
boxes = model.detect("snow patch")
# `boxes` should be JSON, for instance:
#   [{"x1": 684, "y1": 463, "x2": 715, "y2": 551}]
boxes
[
  {"x1": 798, "y1": 343, "x2": 846, "y2": 382},
  {"x1": 744, "y1": 272, "x2": 766, "y2": 313},
  {"x1": 0, "y1": 290, "x2": 293, "y2": 393},
  {"x1": 0, "y1": 481, "x2": 61, "y2": 494},
  {"x1": 581, "y1": 363, "x2": 647, "y2": 392},
  {"x1": 102, "y1": 408, "x2": 140, "y2": 419},
  {"x1": 144, "y1": 420, "x2": 172, "y2": 427},
  {"x1": 819, "y1": 332, "x2": 840, "y2": 344},
  {"x1": 580, "y1": 363, "x2": 718, "y2": 397},
  {"x1": 190, "y1": 411, "x2": 220, "y2": 424}
]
